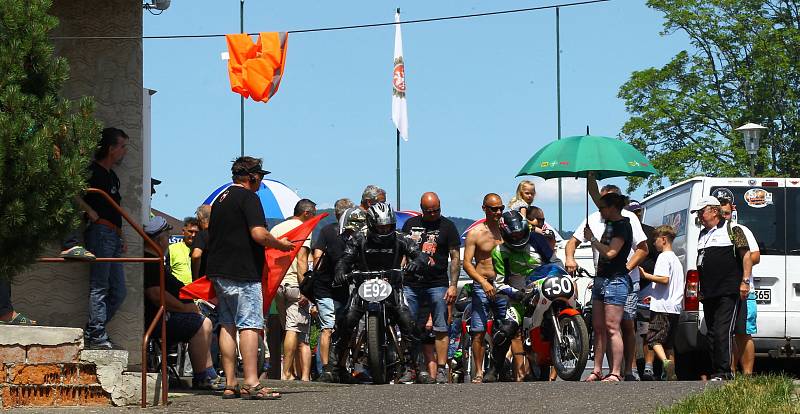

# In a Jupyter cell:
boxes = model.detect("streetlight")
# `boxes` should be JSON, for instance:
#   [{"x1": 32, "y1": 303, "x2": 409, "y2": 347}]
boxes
[{"x1": 736, "y1": 123, "x2": 767, "y2": 177}]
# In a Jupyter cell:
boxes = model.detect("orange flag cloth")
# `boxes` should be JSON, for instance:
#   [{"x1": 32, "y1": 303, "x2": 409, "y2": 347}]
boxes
[
  {"x1": 226, "y1": 32, "x2": 288, "y2": 103},
  {"x1": 180, "y1": 213, "x2": 328, "y2": 313}
]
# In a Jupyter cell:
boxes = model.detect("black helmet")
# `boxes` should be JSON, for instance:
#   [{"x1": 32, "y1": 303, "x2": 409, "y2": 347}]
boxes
[
  {"x1": 365, "y1": 202, "x2": 397, "y2": 243},
  {"x1": 499, "y1": 210, "x2": 530, "y2": 250}
]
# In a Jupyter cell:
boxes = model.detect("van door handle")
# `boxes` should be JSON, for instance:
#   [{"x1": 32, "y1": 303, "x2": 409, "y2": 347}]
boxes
[{"x1": 794, "y1": 283, "x2": 800, "y2": 293}]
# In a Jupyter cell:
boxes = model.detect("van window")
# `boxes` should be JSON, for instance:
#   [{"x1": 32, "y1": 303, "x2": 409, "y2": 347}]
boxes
[
  {"x1": 711, "y1": 186, "x2": 785, "y2": 255},
  {"x1": 788, "y1": 187, "x2": 800, "y2": 255}
]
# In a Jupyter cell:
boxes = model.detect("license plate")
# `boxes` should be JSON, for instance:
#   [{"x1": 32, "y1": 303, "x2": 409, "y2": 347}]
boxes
[
  {"x1": 358, "y1": 279, "x2": 392, "y2": 303},
  {"x1": 754, "y1": 289, "x2": 771, "y2": 304}
]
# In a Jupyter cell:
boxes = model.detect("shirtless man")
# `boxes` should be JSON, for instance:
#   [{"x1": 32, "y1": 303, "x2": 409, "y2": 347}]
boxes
[{"x1": 463, "y1": 193, "x2": 504, "y2": 383}]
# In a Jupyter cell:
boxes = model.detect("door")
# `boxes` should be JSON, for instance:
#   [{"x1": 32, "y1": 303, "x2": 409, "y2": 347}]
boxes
[
  {"x1": 709, "y1": 181, "x2": 786, "y2": 340},
  {"x1": 785, "y1": 180, "x2": 800, "y2": 337}
]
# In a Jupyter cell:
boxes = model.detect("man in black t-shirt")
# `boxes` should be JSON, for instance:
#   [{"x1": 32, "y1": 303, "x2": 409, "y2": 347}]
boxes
[
  {"x1": 142, "y1": 216, "x2": 223, "y2": 390},
  {"x1": 82, "y1": 127, "x2": 129, "y2": 350},
  {"x1": 401, "y1": 192, "x2": 461, "y2": 384},
  {"x1": 205, "y1": 156, "x2": 293, "y2": 399},
  {"x1": 311, "y1": 198, "x2": 354, "y2": 374}
]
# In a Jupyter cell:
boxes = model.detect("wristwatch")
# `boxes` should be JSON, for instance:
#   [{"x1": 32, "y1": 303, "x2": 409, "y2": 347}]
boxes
[
  {"x1": 590, "y1": 236, "x2": 599, "y2": 244},
  {"x1": 741, "y1": 278, "x2": 751, "y2": 285}
]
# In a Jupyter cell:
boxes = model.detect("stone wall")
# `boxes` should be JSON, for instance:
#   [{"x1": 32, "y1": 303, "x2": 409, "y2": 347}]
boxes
[{"x1": 10, "y1": 1, "x2": 144, "y2": 368}]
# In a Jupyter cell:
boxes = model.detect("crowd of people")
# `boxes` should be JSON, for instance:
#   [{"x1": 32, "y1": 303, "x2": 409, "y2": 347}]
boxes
[{"x1": 0, "y1": 132, "x2": 762, "y2": 398}]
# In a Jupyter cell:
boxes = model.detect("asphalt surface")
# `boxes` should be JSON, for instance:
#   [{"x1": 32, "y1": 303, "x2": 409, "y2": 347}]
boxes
[{"x1": 25, "y1": 379, "x2": 712, "y2": 413}]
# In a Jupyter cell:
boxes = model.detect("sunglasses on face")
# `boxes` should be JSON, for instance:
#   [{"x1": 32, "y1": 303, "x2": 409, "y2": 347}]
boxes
[
  {"x1": 422, "y1": 208, "x2": 441, "y2": 214},
  {"x1": 483, "y1": 205, "x2": 504, "y2": 212}
]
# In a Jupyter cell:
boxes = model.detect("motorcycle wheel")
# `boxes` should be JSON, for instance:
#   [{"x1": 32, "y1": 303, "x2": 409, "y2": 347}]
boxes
[
  {"x1": 551, "y1": 314, "x2": 590, "y2": 381},
  {"x1": 367, "y1": 312, "x2": 387, "y2": 384}
]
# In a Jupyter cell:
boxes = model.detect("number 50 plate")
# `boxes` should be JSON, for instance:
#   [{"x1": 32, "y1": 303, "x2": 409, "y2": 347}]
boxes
[{"x1": 358, "y1": 279, "x2": 392, "y2": 302}]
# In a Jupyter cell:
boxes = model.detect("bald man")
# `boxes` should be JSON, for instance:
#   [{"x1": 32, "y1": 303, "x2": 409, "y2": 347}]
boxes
[
  {"x1": 401, "y1": 192, "x2": 461, "y2": 384},
  {"x1": 463, "y1": 193, "x2": 505, "y2": 383}
]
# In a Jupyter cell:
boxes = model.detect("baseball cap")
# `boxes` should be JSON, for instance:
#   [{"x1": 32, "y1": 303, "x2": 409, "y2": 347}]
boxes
[
  {"x1": 144, "y1": 216, "x2": 172, "y2": 237},
  {"x1": 690, "y1": 196, "x2": 721, "y2": 213},
  {"x1": 625, "y1": 200, "x2": 643, "y2": 212}
]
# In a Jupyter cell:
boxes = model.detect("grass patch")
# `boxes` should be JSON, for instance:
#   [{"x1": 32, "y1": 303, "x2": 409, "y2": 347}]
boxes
[{"x1": 658, "y1": 375, "x2": 800, "y2": 414}]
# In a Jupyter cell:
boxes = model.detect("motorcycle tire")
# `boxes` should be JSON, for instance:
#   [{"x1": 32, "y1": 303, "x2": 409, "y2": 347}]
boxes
[
  {"x1": 367, "y1": 312, "x2": 388, "y2": 384},
  {"x1": 552, "y1": 314, "x2": 590, "y2": 381}
]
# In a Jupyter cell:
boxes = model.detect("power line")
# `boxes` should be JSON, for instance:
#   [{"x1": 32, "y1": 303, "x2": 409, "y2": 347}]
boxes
[{"x1": 51, "y1": 0, "x2": 610, "y2": 40}]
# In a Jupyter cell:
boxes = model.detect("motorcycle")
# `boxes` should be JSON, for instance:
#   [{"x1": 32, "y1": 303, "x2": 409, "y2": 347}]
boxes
[
  {"x1": 348, "y1": 269, "x2": 407, "y2": 384},
  {"x1": 516, "y1": 264, "x2": 591, "y2": 381}
]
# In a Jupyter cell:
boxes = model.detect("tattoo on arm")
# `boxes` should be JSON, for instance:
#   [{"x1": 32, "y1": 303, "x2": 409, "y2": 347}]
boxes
[{"x1": 449, "y1": 248, "x2": 461, "y2": 287}]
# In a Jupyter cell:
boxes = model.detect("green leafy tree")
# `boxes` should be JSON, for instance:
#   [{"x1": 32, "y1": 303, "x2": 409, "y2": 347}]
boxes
[
  {"x1": 619, "y1": 0, "x2": 800, "y2": 194},
  {"x1": 0, "y1": 0, "x2": 100, "y2": 280}
]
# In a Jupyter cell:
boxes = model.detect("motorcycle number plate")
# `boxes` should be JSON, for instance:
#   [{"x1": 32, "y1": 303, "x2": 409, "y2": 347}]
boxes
[
  {"x1": 542, "y1": 275, "x2": 575, "y2": 301},
  {"x1": 358, "y1": 279, "x2": 392, "y2": 303}
]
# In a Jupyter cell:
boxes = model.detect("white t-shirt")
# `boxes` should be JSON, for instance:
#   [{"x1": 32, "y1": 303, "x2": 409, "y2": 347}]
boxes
[
  {"x1": 271, "y1": 218, "x2": 312, "y2": 287},
  {"x1": 572, "y1": 209, "x2": 648, "y2": 283},
  {"x1": 647, "y1": 250, "x2": 685, "y2": 314}
]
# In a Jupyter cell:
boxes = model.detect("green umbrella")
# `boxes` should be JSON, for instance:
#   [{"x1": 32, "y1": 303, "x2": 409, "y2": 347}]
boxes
[{"x1": 516, "y1": 135, "x2": 656, "y2": 180}]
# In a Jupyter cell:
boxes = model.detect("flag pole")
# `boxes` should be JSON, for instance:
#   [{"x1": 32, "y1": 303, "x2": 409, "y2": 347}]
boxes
[
  {"x1": 556, "y1": 6, "x2": 563, "y2": 235},
  {"x1": 396, "y1": 128, "x2": 401, "y2": 209},
  {"x1": 239, "y1": 0, "x2": 245, "y2": 156}
]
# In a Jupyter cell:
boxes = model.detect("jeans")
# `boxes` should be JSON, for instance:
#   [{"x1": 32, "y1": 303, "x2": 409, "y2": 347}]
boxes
[
  {"x1": 592, "y1": 274, "x2": 630, "y2": 307},
  {"x1": 84, "y1": 224, "x2": 126, "y2": 342},
  {"x1": 212, "y1": 278, "x2": 264, "y2": 329},
  {"x1": 403, "y1": 286, "x2": 449, "y2": 333},
  {"x1": 470, "y1": 282, "x2": 508, "y2": 333}
]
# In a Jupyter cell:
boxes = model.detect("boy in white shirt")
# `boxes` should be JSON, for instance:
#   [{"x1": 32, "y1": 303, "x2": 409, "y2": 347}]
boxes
[{"x1": 639, "y1": 225, "x2": 684, "y2": 381}]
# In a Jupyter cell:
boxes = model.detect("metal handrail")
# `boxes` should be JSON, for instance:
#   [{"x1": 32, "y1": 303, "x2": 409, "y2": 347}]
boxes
[{"x1": 38, "y1": 187, "x2": 168, "y2": 407}]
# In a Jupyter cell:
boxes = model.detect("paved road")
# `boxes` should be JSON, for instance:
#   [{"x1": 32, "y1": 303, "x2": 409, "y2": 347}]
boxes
[{"x1": 31, "y1": 380, "x2": 711, "y2": 413}]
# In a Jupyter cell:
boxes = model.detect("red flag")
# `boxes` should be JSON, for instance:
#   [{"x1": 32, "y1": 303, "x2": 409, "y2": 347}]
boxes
[
  {"x1": 262, "y1": 213, "x2": 328, "y2": 312},
  {"x1": 179, "y1": 213, "x2": 328, "y2": 312}
]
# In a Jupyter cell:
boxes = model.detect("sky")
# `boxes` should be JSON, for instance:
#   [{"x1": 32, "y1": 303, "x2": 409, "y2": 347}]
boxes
[{"x1": 144, "y1": 0, "x2": 690, "y2": 232}]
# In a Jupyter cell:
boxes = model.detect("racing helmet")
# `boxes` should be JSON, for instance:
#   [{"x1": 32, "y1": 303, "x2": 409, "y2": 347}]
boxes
[
  {"x1": 339, "y1": 206, "x2": 367, "y2": 234},
  {"x1": 499, "y1": 210, "x2": 530, "y2": 250},
  {"x1": 365, "y1": 202, "x2": 397, "y2": 243}
]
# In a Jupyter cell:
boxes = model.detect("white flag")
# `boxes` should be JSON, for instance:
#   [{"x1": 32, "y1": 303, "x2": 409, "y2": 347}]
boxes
[{"x1": 392, "y1": 10, "x2": 408, "y2": 141}]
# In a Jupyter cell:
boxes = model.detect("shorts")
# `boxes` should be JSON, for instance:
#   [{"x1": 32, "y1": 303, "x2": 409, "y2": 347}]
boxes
[
  {"x1": 156, "y1": 311, "x2": 205, "y2": 346},
  {"x1": 403, "y1": 286, "x2": 449, "y2": 333},
  {"x1": 647, "y1": 312, "x2": 679, "y2": 349},
  {"x1": 734, "y1": 292, "x2": 758, "y2": 335},
  {"x1": 276, "y1": 285, "x2": 310, "y2": 343},
  {"x1": 212, "y1": 278, "x2": 264, "y2": 329},
  {"x1": 470, "y1": 282, "x2": 508, "y2": 333},
  {"x1": 316, "y1": 297, "x2": 344, "y2": 330},
  {"x1": 623, "y1": 282, "x2": 640, "y2": 321},
  {"x1": 591, "y1": 275, "x2": 630, "y2": 307}
]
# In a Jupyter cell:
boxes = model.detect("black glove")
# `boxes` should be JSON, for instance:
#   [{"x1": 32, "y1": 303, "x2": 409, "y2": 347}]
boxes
[
  {"x1": 404, "y1": 253, "x2": 430, "y2": 274},
  {"x1": 334, "y1": 271, "x2": 349, "y2": 287}
]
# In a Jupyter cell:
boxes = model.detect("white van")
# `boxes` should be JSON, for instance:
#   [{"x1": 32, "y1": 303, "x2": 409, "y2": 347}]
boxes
[{"x1": 640, "y1": 176, "x2": 800, "y2": 372}]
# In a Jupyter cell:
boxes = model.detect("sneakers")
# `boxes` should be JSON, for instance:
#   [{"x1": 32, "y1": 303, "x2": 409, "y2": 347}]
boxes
[
  {"x1": 416, "y1": 371, "x2": 435, "y2": 384},
  {"x1": 663, "y1": 360, "x2": 677, "y2": 381},
  {"x1": 317, "y1": 370, "x2": 338, "y2": 383},
  {"x1": 641, "y1": 369, "x2": 656, "y2": 381},
  {"x1": 86, "y1": 339, "x2": 121, "y2": 350},
  {"x1": 624, "y1": 371, "x2": 641, "y2": 381},
  {"x1": 483, "y1": 367, "x2": 497, "y2": 383},
  {"x1": 435, "y1": 367, "x2": 448, "y2": 384},
  {"x1": 60, "y1": 246, "x2": 96, "y2": 261},
  {"x1": 397, "y1": 368, "x2": 416, "y2": 384},
  {"x1": 193, "y1": 376, "x2": 226, "y2": 391}
]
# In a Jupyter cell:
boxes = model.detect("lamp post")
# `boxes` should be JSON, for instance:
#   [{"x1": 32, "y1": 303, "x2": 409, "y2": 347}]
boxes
[{"x1": 735, "y1": 123, "x2": 767, "y2": 177}]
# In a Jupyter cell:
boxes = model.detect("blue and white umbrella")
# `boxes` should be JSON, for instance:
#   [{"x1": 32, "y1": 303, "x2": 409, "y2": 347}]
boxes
[{"x1": 203, "y1": 179, "x2": 301, "y2": 219}]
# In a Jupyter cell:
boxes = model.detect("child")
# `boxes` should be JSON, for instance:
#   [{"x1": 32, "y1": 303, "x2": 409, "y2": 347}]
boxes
[
  {"x1": 639, "y1": 225, "x2": 684, "y2": 381},
  {"x1": 509, "y1": 180, "x2": 536, "y2": 221}
]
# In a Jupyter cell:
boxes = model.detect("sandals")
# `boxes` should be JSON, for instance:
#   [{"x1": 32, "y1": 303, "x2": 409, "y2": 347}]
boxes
[
  {"x1": 584, "y1": 371, "x2": 603, "y2": 382},
  {"x1": 471, "y1": 374, "x2": 483, "y2": 384},
  {"x1": 601, "y1": 373, "x2": 622, "y2": 382},
  {"x1": 0, "y1": 312, "x2": 36, "y2": 326},
  {"x1": 60, "y1": 246, "x2": 96, "y2": 261},
  {"x1": 222, "y1": 385, "x2": 240, "y2": 399},
  {"x1": 241, "y1": 383, "x2": 281, "y2": 400}
]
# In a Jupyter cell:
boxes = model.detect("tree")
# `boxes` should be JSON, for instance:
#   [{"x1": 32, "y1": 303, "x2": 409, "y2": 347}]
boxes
[
  {"x1": 618, "y1": 0, "x2": 800, "y2": 194},
  {"x1": 0, "y1": 0, "x2": 100, "y2": 280}
]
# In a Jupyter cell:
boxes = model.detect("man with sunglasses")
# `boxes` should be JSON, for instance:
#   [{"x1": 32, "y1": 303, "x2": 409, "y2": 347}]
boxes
[
  {"x1": 692, "y1": 196, "x2": 753, "y2": 381},
  {"x1": 402, "y1": 192, "x2": 461, "y2": 383},
  {"x1": 463, "y1": 193, "x2": 505, "y2": 382}
]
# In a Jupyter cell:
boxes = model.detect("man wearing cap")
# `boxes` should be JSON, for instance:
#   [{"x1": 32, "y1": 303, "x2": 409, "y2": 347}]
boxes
[
  {"x1": 692, "y1": 195, "x2": 753, "y2": 381},
  {"x1": 206, "y1": 156, "x2": 292, "y2": 400},
  {"x1": 143, "y1": 216, "x2": 223, "y2": 390}
]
